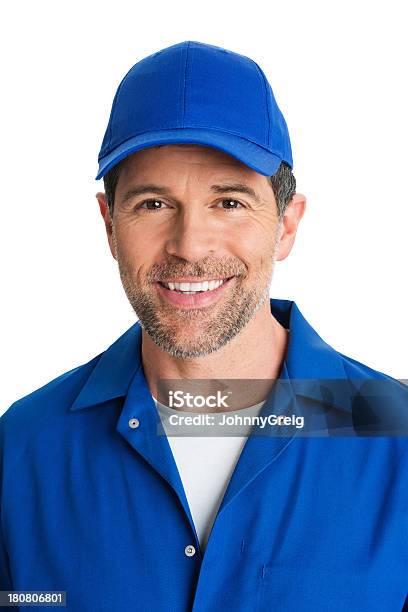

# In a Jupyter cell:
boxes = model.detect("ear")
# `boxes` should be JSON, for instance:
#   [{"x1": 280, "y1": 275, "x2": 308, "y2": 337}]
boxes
[
  {"x1": 275, "y1": 193, "x2": 307, "y2": 262},
  {"x1": 96, "y1": 192, "x2": 117, "y2": 260}
]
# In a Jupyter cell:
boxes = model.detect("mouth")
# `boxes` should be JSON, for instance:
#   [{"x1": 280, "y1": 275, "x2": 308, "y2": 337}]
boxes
[{"x1": 155, "y1": 276, "x2": 236, "y2": 309}]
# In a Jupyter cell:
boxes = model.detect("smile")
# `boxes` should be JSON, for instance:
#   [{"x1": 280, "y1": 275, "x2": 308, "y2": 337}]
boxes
[
  {"x1": 159, "y1": 278, "x2": 233, "y2": 294},
  {"x1": 156, "y1": 276, "x2": 235, "y2": 309}
]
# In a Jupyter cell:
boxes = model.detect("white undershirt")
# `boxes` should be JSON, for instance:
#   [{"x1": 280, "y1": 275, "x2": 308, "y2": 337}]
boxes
[{"x1": 152, "y1": 396, "x2": 266, "y2": 552}]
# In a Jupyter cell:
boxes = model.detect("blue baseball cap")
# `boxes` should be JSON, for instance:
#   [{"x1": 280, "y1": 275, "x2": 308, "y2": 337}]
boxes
[{"x1": 96, "y1": 41, "x2": 293, "y2": 180}]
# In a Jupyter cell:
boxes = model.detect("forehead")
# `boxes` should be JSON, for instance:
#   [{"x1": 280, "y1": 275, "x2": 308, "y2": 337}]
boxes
[{"x1": 118, "y1": 144, "x2": 259, "y2": 180}]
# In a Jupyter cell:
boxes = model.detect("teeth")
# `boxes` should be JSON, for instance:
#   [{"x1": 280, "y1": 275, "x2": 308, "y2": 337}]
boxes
[{"x1": 162, "y1": 279, "x2": 229, "y2": 293}]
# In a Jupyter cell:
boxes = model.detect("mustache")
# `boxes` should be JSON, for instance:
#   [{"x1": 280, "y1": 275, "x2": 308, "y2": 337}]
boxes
[{"x1": 148, "y1": 258, "x2": 247, "y2": 283}]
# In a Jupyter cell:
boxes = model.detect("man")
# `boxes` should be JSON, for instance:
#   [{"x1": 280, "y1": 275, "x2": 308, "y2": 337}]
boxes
[{"x1": 1, "y1": 41, "x2": 407, "y2": 611}]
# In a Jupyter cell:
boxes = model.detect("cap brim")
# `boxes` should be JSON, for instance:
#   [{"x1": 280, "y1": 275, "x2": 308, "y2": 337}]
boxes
[{"x1": 95, "y1": 128, "x2": 285, "y2": 180}]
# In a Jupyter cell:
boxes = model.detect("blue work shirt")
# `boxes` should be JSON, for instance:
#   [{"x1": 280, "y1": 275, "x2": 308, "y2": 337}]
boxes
[{"x1": 1, "y1": 299, "x2": 407, "y2": 611}]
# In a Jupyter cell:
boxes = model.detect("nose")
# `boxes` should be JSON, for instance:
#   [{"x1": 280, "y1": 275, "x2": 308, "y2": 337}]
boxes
[{"x1": 164, "y1": 206, "x2": 219, "y2": 262}]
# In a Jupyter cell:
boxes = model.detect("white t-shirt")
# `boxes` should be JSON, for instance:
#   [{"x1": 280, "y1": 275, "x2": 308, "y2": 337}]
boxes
[{"x1": 152, "y1": 396, "x2": 266, "y2": 552}]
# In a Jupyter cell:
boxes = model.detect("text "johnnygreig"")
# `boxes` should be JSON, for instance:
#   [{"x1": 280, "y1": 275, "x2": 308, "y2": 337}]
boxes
[{"x1": 168, "y1": 413, "x2": 305, "y2": 429}]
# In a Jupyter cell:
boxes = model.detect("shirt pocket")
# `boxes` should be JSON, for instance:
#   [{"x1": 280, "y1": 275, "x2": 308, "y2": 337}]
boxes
[{"x1": 258, "y1": 564, "x2": 406, "y2": 612}]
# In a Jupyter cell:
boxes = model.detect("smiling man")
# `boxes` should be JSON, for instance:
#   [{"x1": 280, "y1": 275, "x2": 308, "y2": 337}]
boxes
[{"x1": 1, "y1": 41, "x2": 408, "y2": 612}]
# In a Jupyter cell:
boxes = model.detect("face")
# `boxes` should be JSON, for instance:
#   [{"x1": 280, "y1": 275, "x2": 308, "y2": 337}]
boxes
[{"x1": 97, "y1": 144, "x2": 305, "y2": 359}]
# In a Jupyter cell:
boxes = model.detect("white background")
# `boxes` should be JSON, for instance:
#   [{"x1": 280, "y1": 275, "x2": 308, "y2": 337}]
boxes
[{"x1": 1, "y1": 0, "x2": 407, "y2": 413}]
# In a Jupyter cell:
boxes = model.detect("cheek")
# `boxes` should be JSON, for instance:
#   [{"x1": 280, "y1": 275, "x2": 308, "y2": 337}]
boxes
[
  {"x1": 114, "y1": 228, "x2": 160, "y2": 276},
  {"x1": 116, "y1": 216, "x2": 150, "y2": 246},
  {"x1": 117, "y1": 219, "x2": 171, "y2": 257},
  {"x1": 227, "y1": 220, "x2": 277, "y2": 259}
]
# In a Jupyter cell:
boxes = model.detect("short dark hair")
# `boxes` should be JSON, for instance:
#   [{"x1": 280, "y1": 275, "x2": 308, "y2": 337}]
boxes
[{"x1": 102, "y1": 156, "x2": 296, "y2": 220}]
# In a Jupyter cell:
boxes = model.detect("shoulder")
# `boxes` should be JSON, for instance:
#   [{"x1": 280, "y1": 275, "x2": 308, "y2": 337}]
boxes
[
  {"x1": 336, "y1": 351, "x2": 408, "y2": 435},
  {"x1": 0, "y1": 353, "x2": 102, "y2": 434}
]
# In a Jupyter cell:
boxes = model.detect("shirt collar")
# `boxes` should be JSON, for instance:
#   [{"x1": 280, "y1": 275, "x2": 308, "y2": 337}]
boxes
[{"x1": 70, "y1": 298, "x2": 353, "y2": 413}]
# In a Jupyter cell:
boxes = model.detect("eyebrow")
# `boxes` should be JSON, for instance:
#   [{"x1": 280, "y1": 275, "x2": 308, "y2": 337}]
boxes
[{"x1": 120, "y1": 182, "x2": 261, "y2": 205}]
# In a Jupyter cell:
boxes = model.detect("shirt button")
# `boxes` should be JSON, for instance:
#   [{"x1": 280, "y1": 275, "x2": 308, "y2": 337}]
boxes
[
  {"x1": 128, "y1": 418, "x2": 140, "y2": 429},
  {"x1": 185, "y1": 545, "x2": 196, "y2": 557}
]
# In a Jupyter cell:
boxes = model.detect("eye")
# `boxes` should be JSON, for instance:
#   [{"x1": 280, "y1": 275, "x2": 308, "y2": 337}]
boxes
[
  {"x1": 216, "y1": 198, "x2": 244, "y2": 211},
  {"x1": 137, "y1": 199, "x2": 169, "y2": 212}
]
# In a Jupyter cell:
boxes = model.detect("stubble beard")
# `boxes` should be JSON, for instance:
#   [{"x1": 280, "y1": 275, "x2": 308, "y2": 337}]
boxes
[{"x1": 113, "y1": 230, "x2": 279, "y2": 359}]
